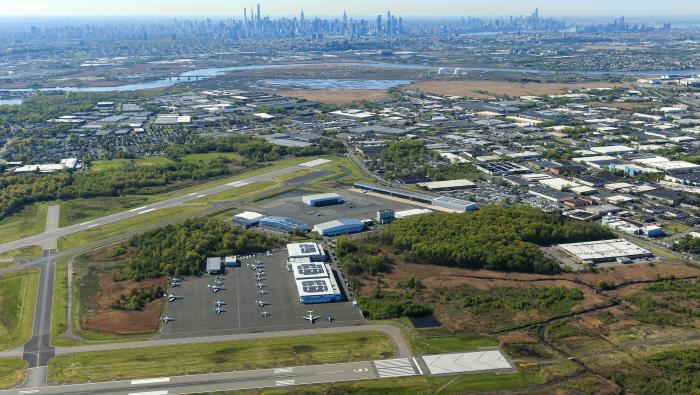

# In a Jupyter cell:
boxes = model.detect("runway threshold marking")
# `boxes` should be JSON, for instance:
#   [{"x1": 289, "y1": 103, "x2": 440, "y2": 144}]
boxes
[
  {"x1": 131, "y1": 377, "x2": 171, "y2": 385},
  {"x1": 413, "y1": 357, "x2": 424, "y2": 375},
  {"x1": 18, "y1": 390, "x2": 40, "y2": 394},
  {"x1": 274, "y1": 368, "x2": 293, "y2": 374},
  {"x1": 275, "y1": 379, "x2": 296, "y2": 387}
]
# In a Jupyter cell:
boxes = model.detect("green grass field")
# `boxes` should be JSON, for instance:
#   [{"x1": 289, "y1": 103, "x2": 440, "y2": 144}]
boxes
[
  {"x1": 0, "y1": 358, "x2": 26, "y2": 389},
  {"x1": 0, "y1": 202, "x2": 48, "y2": 245},
  {"x1": 47, "y1": 331, "x2": 395, "y2": 384},
  {"x1": 0, "y1": 246, "x2": 43, "y2": 259},
  {"x1": 0, "y1": 269, "x2": 39, "y2": 350},
  {"x1": 90, "y1": 157, "x2": 174, "y2": 171},
  {"x1": 51, "y1": 257, "x2": 69, "y2": 339},
  {"x1": 59, "y1": 196, "x2": 150, "y2": 227},
  {"x1": 181, "y1": 152, "x2": 244, "y2": 163},
  {"x1": 57, "y1": 204, "x2": 209, "y2": 252}
]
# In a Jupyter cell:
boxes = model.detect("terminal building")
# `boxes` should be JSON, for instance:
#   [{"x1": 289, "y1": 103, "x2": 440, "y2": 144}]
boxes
[
  {"x1": 302, "y1": 193, "x2": 344, "y2": 207},
  {"x1": 259, "y1": 216, "x2": 309, "y2": 234},
  {"x1": 232, "y1": 211, "x2": 266, "y2": 228},
  {"x1": 287, "y1": 242, "x2": 327, "y2": 262},
  {"x1": 313, "y1": 219, "x2": 365, "y2": 237}
]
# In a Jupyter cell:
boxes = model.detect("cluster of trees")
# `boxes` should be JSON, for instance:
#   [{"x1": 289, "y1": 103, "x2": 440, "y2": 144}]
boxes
[
  {"x1": 335, "y1": 237, "x2": 391, "y2": 276},
  {"x1": 672, "y1": 235, "x2": 700, "y2": 253},
  {"x1": 125, "y1": 218, "x2": 282, "y2": 280},
  {"x1": 358, "y1": 290, "x2": 432, "y2": 319},
  {"x1": 383, "y1": 205, "x2": 614, "y2": 273},
  {"x1": 0, "y1": 157, "x2": 234, "y2": 220},
  {"x1": 370, "y1": 140, "x2": 443, "y2": 180},
  {"x1": 112, "y1": 285, "x2": 164, "y2": 311}
]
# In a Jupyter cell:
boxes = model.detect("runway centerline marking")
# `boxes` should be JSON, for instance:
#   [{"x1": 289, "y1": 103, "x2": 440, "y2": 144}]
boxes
[{"x1": 131, "y1": 377, "x2": 170, "y2": 385}]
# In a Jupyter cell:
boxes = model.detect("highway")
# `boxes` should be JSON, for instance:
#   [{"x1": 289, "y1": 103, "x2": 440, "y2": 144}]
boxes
[
  {"x1": 0, "y1": 159, "x2": 331, "y2": 255},
  {"x1": 0, "y1": 359, "x2": 419, "y2": 395}
]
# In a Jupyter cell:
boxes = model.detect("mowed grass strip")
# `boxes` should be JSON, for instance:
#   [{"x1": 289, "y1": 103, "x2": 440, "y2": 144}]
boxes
[
  {"x1": 0, "y1": 202, "x2": 48, "y2": 245},
  {"x1": 50, "y1": 257, "x2": 69, "y2": 338},
  {"x1": 48, "y1": 331, "x2": 395, "y2": 384},
  {"x1": 0, "y1": 269, "x2": 39, "y2": 350},
  {"x1": 0, "y1": 245, "x2": 43, "y2": 260},
  {"x1": 0, "y1": 358, "x2": 27, "y2": 389}
]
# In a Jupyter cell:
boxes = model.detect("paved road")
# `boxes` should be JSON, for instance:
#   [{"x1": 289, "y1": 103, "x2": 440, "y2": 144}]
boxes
[
  {"x1": 0, "y1": 359, "x2": 412, "y2": 395},
  {"x1": 0, "y1": 160, "x2": 330, "y2": 255}
]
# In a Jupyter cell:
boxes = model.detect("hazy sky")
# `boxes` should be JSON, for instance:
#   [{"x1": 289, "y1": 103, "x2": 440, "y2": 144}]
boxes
[{"x1": 4, "y1": 0, "x2": 700, "y2": 17}]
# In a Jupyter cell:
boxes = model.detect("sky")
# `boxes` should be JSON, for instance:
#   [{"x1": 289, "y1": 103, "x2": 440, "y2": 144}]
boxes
[{"x1": 3, "y1": 0, "x2": 700, "y2": 17}]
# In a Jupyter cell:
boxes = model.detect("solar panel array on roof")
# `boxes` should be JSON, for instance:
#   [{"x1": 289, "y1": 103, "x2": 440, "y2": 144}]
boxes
[
  {"x1": 301, "y1": 280, "x2": 329, "y2": 294},
  {"x1": 297, "y1": 263, "x2": 325, "y2": 276},
  {"x1": 300, "y1": 244, "x2": 317, "y2": 254}
]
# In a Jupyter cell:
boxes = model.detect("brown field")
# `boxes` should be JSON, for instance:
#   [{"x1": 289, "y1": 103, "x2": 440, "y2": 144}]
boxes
[
  {"x1": 82, "y1": 274, "x2": 165, "y2": 335},
  {"x1": 583, "y1": 45, "x2": 648, "y2": 51},
  {"x1": 587, "y1": 101, "x2": 655, "y2": 111},
  {"x1": 277, "y1": 89, "x2": 390, "y2": 104},
  {"x1": 404, "y1": 80, "x2": 624, "y2": 98}
]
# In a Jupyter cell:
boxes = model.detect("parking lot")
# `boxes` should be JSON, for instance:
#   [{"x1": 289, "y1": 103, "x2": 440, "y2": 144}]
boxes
[
  {"x1": 247, "y1": 188, "x2": 420, "y2": 227},
  {"x1": 159, "y1": 251, "x2": 363, "y2": 339}
]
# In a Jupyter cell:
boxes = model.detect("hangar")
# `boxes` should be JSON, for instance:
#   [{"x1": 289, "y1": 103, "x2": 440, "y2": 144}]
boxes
[
  {"x1": 302, "y1": 193, "x2": 344, "y2": 207},
  {"x1": 287, "y1": 242, "x2": 326, "y2": 261},
  {"x1": 313, "y1": 219, "x2": 365, "y2": 236},
  {"x1": 259, "y1": 216, "x2": 309, "y2": 233},
  {"x1": 296, "y1": 278, "x2": 343, "y2": 304},
  {"x1": 232, "y1": 211, "x2": 266, "y2": 227}
]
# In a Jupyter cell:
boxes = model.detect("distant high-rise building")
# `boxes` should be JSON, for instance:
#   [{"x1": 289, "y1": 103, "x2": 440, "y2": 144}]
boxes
[{"x1": 376, "y1": 15, "x2": 382, "y2": 34}]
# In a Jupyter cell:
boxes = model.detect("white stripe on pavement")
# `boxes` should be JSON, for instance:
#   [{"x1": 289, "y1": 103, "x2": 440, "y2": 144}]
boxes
[
  {"x1": 131, "y1": 377, "x2": 170, "y2": 385},
  {"x1": 374, "y1": 358, "x2": 412, "y2": 369},
  {"x1": 275, "y1": 379, "x2": 296, "y2": 387},
  {"x1": 413, "y1": 357, "x2": 424, "y2": 375},
  {"x1": 274, "y1": 368, "x2": 293, "y2": 374},
  {"x1": 129, "y1": 206, "x2": 148, "y2": 212},
  {"x1": 376, "y1": 366, "x2": 417, "y2": 378},
  {"x1": 128, "y1": 391, "x2": 168, "y2": 395},
  {"x1": 138, "y1": 209, "x2": 156, "y2": 215},
  {"x1": 18, "y1": 391, "x2": 40, "y2": 394}
]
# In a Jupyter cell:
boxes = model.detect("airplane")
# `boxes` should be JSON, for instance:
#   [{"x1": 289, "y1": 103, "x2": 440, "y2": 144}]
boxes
[
  {"x1": 214, "y1": 300, "x2": 226, "y2": 307},
  {"x1": 216, "y1": 276, "x2": 225, "y2": 281},
  {"x1": 165, "y1": 294, "x2": 183, "y2": 302},
  {"x1": 258, "y1": 290, "x2": 268, "y2": 295},
  {"x1": 260, "y1": 311, "x2": 271, "y2": 318},
  {"x1": 256, "y1": 283, "x2": 267, "y2": 289},
  {"x1": 326, "y1": 316, "x2": 333, "y2": 323},
  {"x1": 170, "y1": 281, "x2": 181, "y2": 288},
  {"x1": 169, "y1": 276, "x2": 184, "y2": 283},
  {"x1": 301, "y1": 311, "x2": 321, "y2": 323},
  {"x1": 255, "y1": 300, "x2": 270, "y2": 307},
  {"x1": 213, "y1": 306, "x2": 226, "y2": 315},
  {"x1": 208, "y1": 284, "x2": 226, "y2": 293},
  {"x1": 266, "y1": 251, "x2": 273, "y2": 256},
  {"x1": 214, "y1": 280, "x2": 225, "y2": 286},
  {"x1": 160, "y1": 316, "x2": 174, "y2": 324}
]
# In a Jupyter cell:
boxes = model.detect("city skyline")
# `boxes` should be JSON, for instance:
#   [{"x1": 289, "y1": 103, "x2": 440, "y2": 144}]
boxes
[{"x1": 3, "y1": 0, "x2": 700, "y2": 17}]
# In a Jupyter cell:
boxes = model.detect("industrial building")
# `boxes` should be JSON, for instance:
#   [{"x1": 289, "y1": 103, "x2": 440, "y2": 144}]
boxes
[
  {"x1": 376, "y1": 209, "x2": 395, "y2": 224},
  {"x1": 287, "y1": 243, "x2": 327, "y2": 261},
  {"x1": 395, "y1": 208, "x2": 433, "y2": 218},
  {"x1": 232, "y1": 211, "x2": 266, "y2": 228},
  {"x1": 288, "y1": 251, "x2": 342, "y2": 304},
  {"x1": 259, "y1": 216, "x2": 309, "y2": 234},
  {"x1": 313, "y1": 219, "x2": 365, "y2": 237},
  {"x1": 417, "y1": 179, "x2": 476, "y2": 191},
  {"x1": 354, "y1": 182, "x2": 477, "y2": 212},
  {"x1": 558, "y1": 239, "x2": 653, "y2": 264},
  {"x1": 206, "y1": 257, "x2": 223, "y2": 274},
  {"x1": 224, "y1": 256, "x2": 240, "y2": 267},
  {"x1": 302, "y1": 193, "x2": 344, "y2": 207}
]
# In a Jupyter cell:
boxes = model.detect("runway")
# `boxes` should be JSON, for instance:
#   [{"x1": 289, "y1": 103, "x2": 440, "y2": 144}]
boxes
[
  {"x1": 0, "y1": 359, "x2": 421, "y2": 395},
  {"x1": 0, "y1": 159, "x2": 332, "y2": 255}
]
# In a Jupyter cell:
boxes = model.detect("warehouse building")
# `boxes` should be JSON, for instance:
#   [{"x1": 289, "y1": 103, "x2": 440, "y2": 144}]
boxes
[
  {"x1": 354, "y1": 182, "x2": 477, "y2": 212},
  {"x1": 376, "y1": 209, "x2": 396, "y2": 224},
  {"x1": 395, "y1": 208, "x2": 433, "y2": 218},
  {"x1": 558, "y1": 239, "x2": 653, "y2": 264},
  {"x1": 259, "y1": 216, "x2": 309, "y2": 234},
  {"x1": 313, "y1": 219, "x2": 365, "y2": 237},
  {"x1": 417, "y1": 179, "x2": 476, "y2": 191},
  {"x1": 302, "y1": 193, "x2": 344, "y2": 207},
  {"x1": 295, "y1": 277, "x2": 343, "y2": 304},
  {"x1": 232, "y1": 211, "x2": 266, "y2": 228},
  {"x1": 287, "y1": 242, "x2": 326, "y2": 262}
]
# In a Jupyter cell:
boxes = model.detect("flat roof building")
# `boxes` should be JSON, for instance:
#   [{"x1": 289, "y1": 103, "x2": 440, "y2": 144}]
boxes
[
  {"x1": 558, "y1": 239, "x2": 652, "y2": 264},
  {"x1": 295, "y1": 277, "x2": 343, "y2": 304},
  {"x1": 206, "y1": 257, "x2": 223, "y2": 274},
  {"x1": 260, "y1": 216, "x2": 309, "y2": 234},
  {"x1": 313, "y1": 219, "x2": 365, "y2": 237},
  {"x1": 302, "y1": 193, "x2": 344, "y2": 207},
  {"x1": 232, "y1": 211, "x2": 266, "y2": 227},
  {"x1": 417, "y1": 179, "x2": 476, "y2": 191},
  {"x1": 287, "y1": 243, "x2": 326, "y2": 261}
]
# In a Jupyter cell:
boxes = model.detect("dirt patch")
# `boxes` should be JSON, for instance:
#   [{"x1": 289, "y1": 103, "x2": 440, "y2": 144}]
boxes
[
  {"x1": 499, "y1": 331, "x2": 538, "y2": 345},
  {"x1": 95, "y1": 274, "x2": 165, "y2": 309},
  {"x1": 277, "y1": 89, "x2": 390, "y2": 104},
  {"x1": 404, "y1": 80, "x2": 623, "y2": 98},
  {"x1": 83, "y1": 299, "x2": 164, "y2": 335},
  {"x1": 571, "y1": 261, "x2": 700, "y2": 288}
]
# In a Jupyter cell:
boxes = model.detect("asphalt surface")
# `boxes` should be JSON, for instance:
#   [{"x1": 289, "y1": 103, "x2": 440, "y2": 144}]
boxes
[
  {"x1": 0, "y1": 359, "x2": 418, "y2": 395},
  {"x1": 160, "y1": 252, "x2": 363, "y2": 338},
  {"x1": 0, "y1": 160, "x2": 331, "y2": 255}
]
